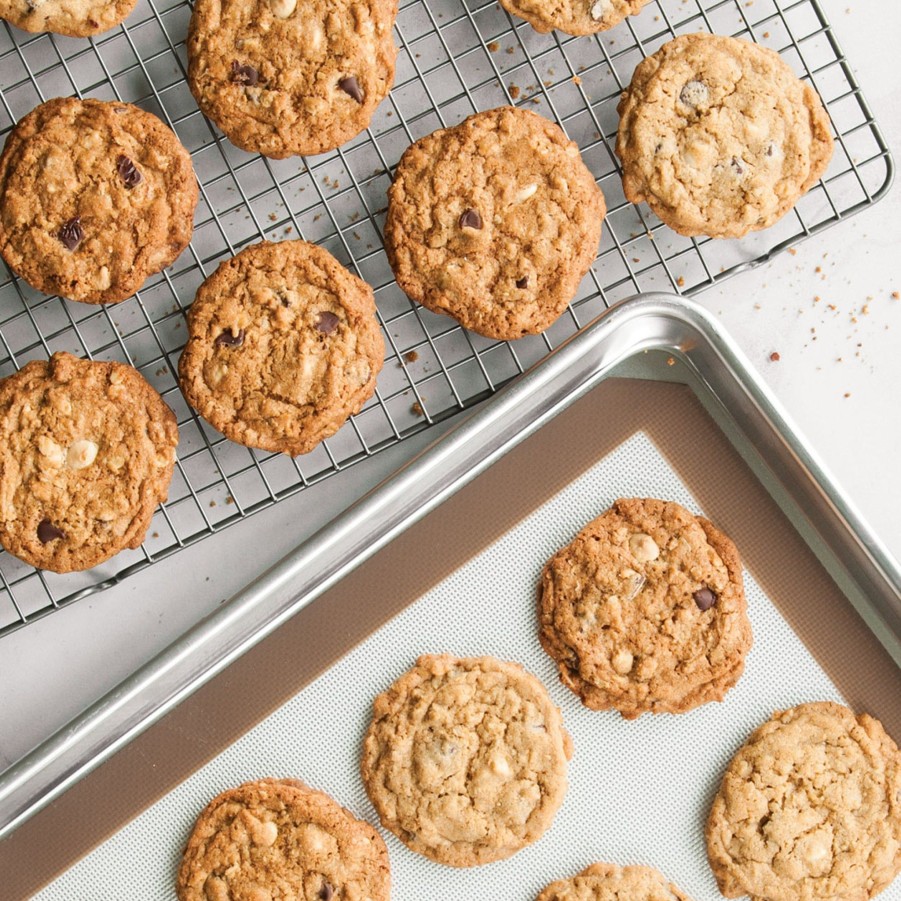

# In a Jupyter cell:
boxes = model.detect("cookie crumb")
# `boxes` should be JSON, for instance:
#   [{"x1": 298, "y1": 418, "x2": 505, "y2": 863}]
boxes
[
  {"x1": 509, "y1": 85, "x2": 520, "y2": 99},
  {"x1": 404, "y1": 350, "x2": 419, "y2": 363},
  {"x1": 769, "y1": 351, "x2": 781, "y2": 362},
  {"x1": 487, "y1": 40, "x2": 499, "y2": 52},
  {"x1": 411, "y1": 401, "x2": 425, "y2": 417}
]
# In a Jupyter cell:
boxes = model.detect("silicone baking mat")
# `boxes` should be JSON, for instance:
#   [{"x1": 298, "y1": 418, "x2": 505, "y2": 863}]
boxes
[
  {"x1": 35, "y1": 429, "x2": 901, "y2": 900},
  {"x1": 0, "y1": 0, "x2": 892, "y2": 636}
]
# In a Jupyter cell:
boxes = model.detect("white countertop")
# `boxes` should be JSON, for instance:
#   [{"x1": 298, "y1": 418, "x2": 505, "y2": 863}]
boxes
[{"x1": 1, "y1": 0, "x2": 898, "y2": 791}]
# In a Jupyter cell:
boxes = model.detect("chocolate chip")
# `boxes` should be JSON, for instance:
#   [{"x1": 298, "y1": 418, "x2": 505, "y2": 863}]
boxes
[
  {"x1": 318, "y1": 883, "x2": 335, "y2": 901},
  {"x1": 693, "y1": 587, "x2": 717, "y2": 611},
  {"x1": 231, "y1": 61, "x2": 259, "y2": 86},
  {"x1": 215, "y1": 328, "x2": 245, "y2": 347},
  {"x1": 338, "y1": 76, "x2": 363, "y2": 103},
  {"x1": 515, "y1": 276, "x2": 529, "y2": 288},
  {"x1": 316, "y1": 311, "x2": 340, "y2": 334},
  {"x1": 730, "y1": 156, "x2": 745, "y2": 176},
  {"x1": 37, "y1": 519, "x2": 64, "y2": 543},
  {"x1": 116, "y1": 154, "x2": 142, "y2": 189},
  {"x1": 459, "y1": 208, "x2": 482, "y2": 230},
  {"x1": 58, "y1": 217, "x2": 83, "y2": 251}
]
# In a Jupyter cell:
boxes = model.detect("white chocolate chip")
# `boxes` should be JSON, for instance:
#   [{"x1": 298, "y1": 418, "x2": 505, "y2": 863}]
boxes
[
  {"x1": 513, "y1": 183, "x2": 538, "y2": 204},
  {"x1": 629, "y1": 532, "x2": 660, "y2": 562},
  {"x1": 37, "y1": 435, "x2": 65, "y2": 467},
  {"x1": 489, "y1": 751, "x2": 513, "y2": 778},
  {"x1": 612, "y1": 649, "x2": 634, "y2": 674},
  {"x1": 679, "y1": 80, "x2": 709, "y2": 109},
  {"x1": 67, "y1": 439, "x2": 98, "y2": 470},
  {"x1": 589, "y1": 0, "x2": 611, "y2": 20},
  {"x1": 252, "y1": 819, "x2": 278, "y2": 847},
  {"x1": 269, "y1": 0, "x2": 296, "y2": 16},
  {"x1": 109, "y1": 367, "x2": 125, "y2": 385}
]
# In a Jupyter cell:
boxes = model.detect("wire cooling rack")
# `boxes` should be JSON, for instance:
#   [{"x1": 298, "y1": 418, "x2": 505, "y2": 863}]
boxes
[{"x1": 0, "y1": 0, "x2": 891, "y2": 636}]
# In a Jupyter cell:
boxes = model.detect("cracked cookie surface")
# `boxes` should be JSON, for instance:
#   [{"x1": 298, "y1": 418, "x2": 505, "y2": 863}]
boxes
[
  {"x1": 539, "y1": 497, "x2": 752, "y2": 719},
  {"x1": 360, "y1": 653, "x2": 573, "y2": 867},
  {"x1": 178, "y1": 240, "x2": 384, "y2": 456},
  {"x1": 0, "y1": 97, "x2": 197, "y2": 303},
  {"x1": 0, "y1": 0, "x2": 135, "y2": 36},
  {"x1": 537, "y1": 862, "x2": 694, "y2": 900},
  {"x1": 706, "y1": 701, "x2": 901, "y2": 901},
  {"x1": 384, "y1": 106, "x2": 605, "y2": 340},
  {"x1": 498, "y1": 0, "x2": 651, "y2": 37},
  {"x1": 0, "y1": 352, "x2": 178, "y2": 573},
  {"x1": 187, "y1": 0, "x2": 397, "y2": 158},
  {"x1": 616, "y1": 33, "x2": 833, "y2": 238},
  {"x1": 177, "y1": 778, "x2": 390, "y2": 901}
]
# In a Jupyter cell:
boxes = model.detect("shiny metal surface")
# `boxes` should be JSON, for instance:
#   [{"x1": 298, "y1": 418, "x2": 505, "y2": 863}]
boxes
[{"x1": 1, "y1": 293, "x2": 898, "y2": 840}]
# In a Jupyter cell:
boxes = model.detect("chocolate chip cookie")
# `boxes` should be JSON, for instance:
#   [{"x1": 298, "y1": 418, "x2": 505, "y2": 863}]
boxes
[
  {"x1": 177, "y1": 778, "x2": 390, "y2": 901},
  {"x1": 498, "y1": 0, "x2": 651, "y2": 37},
  {"x1": 361, "y1": 653, "x2": 573, "y2": 867},
  {"x1": 0, "y1": 352, "x2": 178, "y2": 573},
  {"x1": 616, "y1": 34, "x2": 834, "y2": 238},
  {"x1": 539, "y1": 497, "x2": 752, "y2": 719},
  {"x1": 384, "y1": 106, "x2": 605, "y2": 340},
  {"x1": 0, "y1": 97, "x2": 197, "y2": 304},
  {"x1": 178, "y1": 240, "x2": 384, "y2": 456},
  {"x1": 537, "y1": 862, "x2": 694, "y2": 900},
  {"x1": 0, "y1": 0, "x2": 135, "y2": 35},
  {"x1": 187, "y1": 0, "x2": 398, "y2": 158},
  {"x1": 706, "y1": 702, "x2": 901, "y2": 901}
]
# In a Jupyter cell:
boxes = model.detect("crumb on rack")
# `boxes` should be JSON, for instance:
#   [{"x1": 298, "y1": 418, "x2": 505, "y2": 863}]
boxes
[
  {"x1": 487, "y1": 41, "x2": 499, "y2": 52},
  {"x1": 769, "y1": 351, "x2": 781, "y2": 362},
  {"x1": 412, "y1": 401, "x2": 425, "y2": 417},
  {"x1": 405, "y1": 350, "x2": 420, "y2": 363}
]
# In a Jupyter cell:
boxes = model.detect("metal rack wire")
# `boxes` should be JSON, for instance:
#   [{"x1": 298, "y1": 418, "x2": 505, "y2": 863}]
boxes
[{"x1": 0, "y1": 0, "x2": 891, "y2": 636}]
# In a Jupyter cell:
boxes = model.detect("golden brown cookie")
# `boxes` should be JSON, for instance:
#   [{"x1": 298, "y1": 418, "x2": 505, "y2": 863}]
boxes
[
  {"x1": 0, "y1": 97, "x2": 197, "y2": 304},
  {"x1": 384, "y1": 106, "x2": 605, "y2": 341},
  {"x1": 616, "y1": 34, "x2": 833, "y2": 238},
  {"x1": 499, "y1": 0, "x2": 652, "y2": 37},
  {"x1": 0, "y1": 0, "x2": 136, "y2": 36},
  {"x1": 0, "y1": 352, "x2": 178, "y2": 573},
  {"x1": 187, "y1": 0, "x2": 398, "y2": 158},
  {"x1": 706, "y1": 702, "x2": 901, "y2": 901},
  {"x1": 539, "y1": 497, "x2": 752, "y2": 719},
  {"x1": 178, "y1": 240, "x2": 384, "y2": 456},
  {"x1": 537, "y1": 862, "x2": 694, "y2": 900},
  {"x1": 176, "y1": 778, "x2": 390, "y2": 901},
  {"x1": 360, "y1": 653, "x2": 573, "y2": 867}
]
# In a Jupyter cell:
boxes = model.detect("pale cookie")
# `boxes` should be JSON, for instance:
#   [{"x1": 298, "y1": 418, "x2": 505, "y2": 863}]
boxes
[
  {"x1": 498, "y1": 0, "x2": 652, "y2": 37},
  {"x1": 616, "y1": 33, "x2": 834, "y2": 238},
  {"x1": 187, "y1": 0, "x2": 398, "y2": 158},
  {"x1": 384, "y1": 106, "x2": 605, "y2": 340},
  {"x1": 0, "y1": 97, "x2": 197, "y2": 303},
  {"x1": 176, "y1": 778, "x2": 390, "y2": 901},
  {"x1": 706, "y1": 702, "x2": 901, "y2": 901},
  {"x1": 0, "y1": 352, "x2": 178, "y2": 573},
  {"x1": 539, "y1": 497, "x2": 752, "y2": 719},
  {"x1": 0, "y1": 0, "x2": 135, "y2": 36},
  {"x1": 361, "y1": 653, "x2": 573, "y2": 867},
  {"x1": 537, "y1": 862, "x2": 694, "y2": 900},
  {"x1": 178, "y1": 240, "x2": 384, "y2": 456}
]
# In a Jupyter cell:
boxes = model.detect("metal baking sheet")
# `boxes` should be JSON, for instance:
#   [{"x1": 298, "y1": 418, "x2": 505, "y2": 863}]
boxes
[
  {"x1": 1, "y1": 294, "x2": 900, "y2": 897},
  {"x1": 0, "y1": 0, "x2": 892, "y2": 636}
]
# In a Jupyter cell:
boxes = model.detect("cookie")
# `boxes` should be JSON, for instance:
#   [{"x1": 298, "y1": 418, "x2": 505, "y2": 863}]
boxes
[
  {"x1": 616, "y1": 33, "x2": 834, "y2": 238},
  {"x1": 361, "y1": 653, "x2": 572, "y2": 867},
  {"x1": 0, "y1": 0, "x2": 135, "y2": 36},
  {"x1": 0, "y1": 97, "x2": 197, "y2": 304},
  {"x1": 706, "y1": 702, "x2": 901, "y2": 901},
  {"x1": 384, "y1": 106, "x2": 605, "y2": 340},
  {"x1": 176, "y1": 778, "x2": 390, "y2": 901},
  {"x1": 539, "y1": 497, "x2": 752, "y2": 719},
  {"x1": 187, "y1": 0, "x2": 397, "y2": 158},
  {"x1": 178, "y1": 240, "x2": 384, "y2": 456},
  {"x1": 0, "y1": 352, "x2": 178, "y2": 573},
  {"x1": 537, "y1": 862, "x2": 694, "y2": 900},
  {"x1": 498, "y1": 0, "x2": 651, "y2": 37}
]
